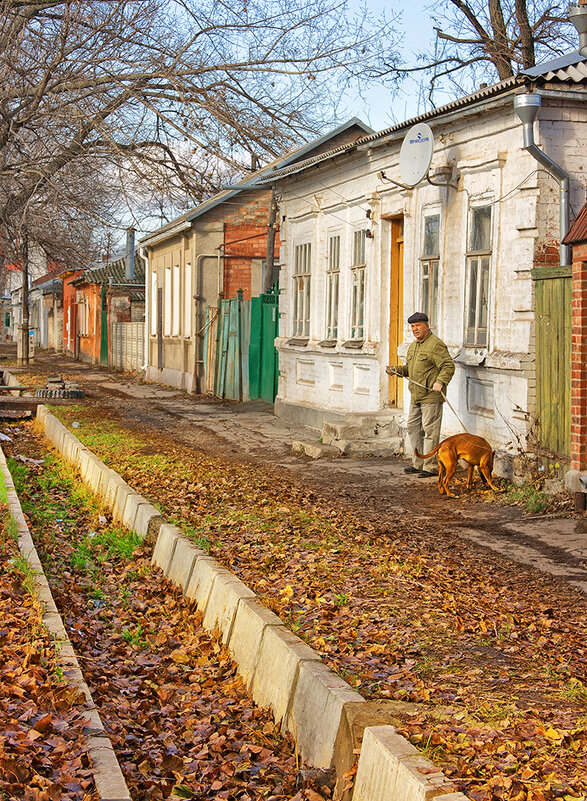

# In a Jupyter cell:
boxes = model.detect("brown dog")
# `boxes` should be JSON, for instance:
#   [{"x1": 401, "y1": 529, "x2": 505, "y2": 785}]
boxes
[{"x1": 415, "y1": 433, "x2": 500, "y2": 497}]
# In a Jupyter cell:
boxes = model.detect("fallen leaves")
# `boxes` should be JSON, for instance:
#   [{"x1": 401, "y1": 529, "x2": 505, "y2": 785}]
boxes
[{"x1": 0, "y1": 503, "x2": 98, "y2": 800}]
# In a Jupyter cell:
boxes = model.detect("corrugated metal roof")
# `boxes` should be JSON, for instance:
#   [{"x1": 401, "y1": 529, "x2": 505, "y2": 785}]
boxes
[
  {"x1": 521, "y1": 50, "x2": 586, "y2": 80},
  {"x1": 72, "y1": 254, "x2": 145, "y2": 286},
  {"x1": 563, "y1": 202, "x2": 587, "y2": 244}
]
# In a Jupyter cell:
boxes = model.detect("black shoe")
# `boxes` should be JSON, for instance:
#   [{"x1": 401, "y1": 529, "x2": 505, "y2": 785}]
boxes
[
  {"x1": 418, "y1": 470, "x2": 437, "y2": 478},
  {"x1": 404, "y1": 466, "x2": 421, "y2": 474}
]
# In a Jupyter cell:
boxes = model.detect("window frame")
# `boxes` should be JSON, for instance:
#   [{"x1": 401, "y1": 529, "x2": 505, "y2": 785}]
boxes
[
  {"x1": 164, "y1": 265, "x2": 171, "y2": 337},
  {"x1": 350, "y1": 229, "x2": 367, "y2": 341},
  {"x1": 292, "y1": 241, "x2": 312, "y2": 338},
  {"x1": 420, "y1": 213, "x2": 440, "y2": 330},
  {"x1": 465, "y1": 204, "x2": 492, "y2": 347},
  {"x1": 325, "y1": 233, "x2": 340, "y2": 340}
]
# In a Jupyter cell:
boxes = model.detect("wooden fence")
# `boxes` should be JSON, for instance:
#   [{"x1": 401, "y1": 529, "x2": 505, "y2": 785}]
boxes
[{"x1": 110, "y1": 321, "x2": 145, "y2": 373}]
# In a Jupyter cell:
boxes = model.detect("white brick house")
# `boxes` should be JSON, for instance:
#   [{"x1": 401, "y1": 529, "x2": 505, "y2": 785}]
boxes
[{"x1": 261, "y1": 52, "x2": 587, "y2": 458}]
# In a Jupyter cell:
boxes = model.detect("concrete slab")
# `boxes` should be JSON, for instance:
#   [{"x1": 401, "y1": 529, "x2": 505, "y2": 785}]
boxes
[
  {"x1": 103, "y1": 470, "x2": 128, "y2": 509},
  {"x1": 166, "y1": 537, "x2": 207, "y2": 591},
  {"x1": 112, "y1": 483, "x2": 136, "y2": 524},
  {"x1": 227, "y1": 597, "x2": 283, "y2": 688},
  {"x1": 251, "y1": 625, "x2": 320, "y2": 726},
  {"x1": 184, "y1": 557, "x2": 232, "y2": 615},
  {"x1": 202, "y1": 574, "x2": 256, "y2": 643},
  {"x1": 133, "y1": 502, "x2": 164, "y2": 541},
  {"x1": 121, "y1": 493, "x2": 150, "y2": 532},
  {"x1": 353, "y1": 726, "x2": 460, "y2": 801},
  {"x1": 287, "y1": 659, "x2": 364, "y2": 769},
  {"x1": 151, "y1": 523, "x2": 182, "y2": 571},
  {"x1": 292, "y1": 440, "x2": 341, "y2": 459}
]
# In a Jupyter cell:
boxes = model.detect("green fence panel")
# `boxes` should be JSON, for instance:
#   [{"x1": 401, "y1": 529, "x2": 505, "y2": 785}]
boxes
[{"x1": 532, "y1": 267, "x2": 571, "y2": 457}]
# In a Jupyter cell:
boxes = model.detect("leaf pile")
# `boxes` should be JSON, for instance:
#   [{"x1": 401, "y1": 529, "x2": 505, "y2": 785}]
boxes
[
  {"x1": 47, "y1": 406, "x2": 587, "y2": 801},
  {"x1": 5, "y1": 424, "x2": 330, "y2": 801},
  {"x1": 0, "y1": 501, "x2": 98, "y2": 800}
]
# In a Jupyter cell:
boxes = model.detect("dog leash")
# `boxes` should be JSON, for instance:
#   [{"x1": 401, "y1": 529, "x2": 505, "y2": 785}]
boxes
[{"x1": 388, "y1": 370, "x2": 471, "y2": 434}]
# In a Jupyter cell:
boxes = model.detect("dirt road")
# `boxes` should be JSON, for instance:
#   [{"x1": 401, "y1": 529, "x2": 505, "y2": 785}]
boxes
[{"x1": 7, "y1": 349, "x2": 587, "y2": 595}]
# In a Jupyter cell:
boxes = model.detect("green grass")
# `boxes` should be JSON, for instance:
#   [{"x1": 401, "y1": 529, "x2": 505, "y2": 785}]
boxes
[{"x1": 501, "y1": 483, "x2": 549, "y2": 513}]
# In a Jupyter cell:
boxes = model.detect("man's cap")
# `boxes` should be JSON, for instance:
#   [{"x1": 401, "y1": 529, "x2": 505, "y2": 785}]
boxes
[{"x1": 407, "y1": 312, "x2": 429, "y2": 324}]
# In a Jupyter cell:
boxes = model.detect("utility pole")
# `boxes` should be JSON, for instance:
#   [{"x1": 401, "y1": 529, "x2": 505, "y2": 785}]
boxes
[{"x1": 263, "y1": 185, "x2": 278, "y2": 293}]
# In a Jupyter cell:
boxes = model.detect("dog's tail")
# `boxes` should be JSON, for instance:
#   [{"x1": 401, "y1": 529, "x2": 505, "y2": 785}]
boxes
[{"x1": 415, "y1": 444, "x2": 442, "y2": 460}]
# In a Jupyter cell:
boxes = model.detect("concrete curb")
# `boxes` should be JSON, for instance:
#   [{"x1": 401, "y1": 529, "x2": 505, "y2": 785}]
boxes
[
  {"x1": 36, "y1": 404, "x2": 469, "y2": 801},
  {"x1": 0, "y1": 446, "x2": 131, "y2": 801}
]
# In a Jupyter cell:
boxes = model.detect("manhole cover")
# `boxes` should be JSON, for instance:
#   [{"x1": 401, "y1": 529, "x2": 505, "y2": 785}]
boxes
[{"x1": 34, "y1": 388, "x2": 85, "y2": 399}]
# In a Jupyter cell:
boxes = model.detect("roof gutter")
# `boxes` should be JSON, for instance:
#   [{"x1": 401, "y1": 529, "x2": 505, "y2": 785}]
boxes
[
  {"x1": 514, "y1": 93, "x2": 570, "y2": 266},
  {"x1": 140, "y1": 220, "x2": 192, "y2": 248}
]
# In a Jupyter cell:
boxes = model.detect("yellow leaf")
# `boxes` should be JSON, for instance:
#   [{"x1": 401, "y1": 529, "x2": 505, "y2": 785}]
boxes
[
  {"x1": 282, "y1": 585, "x2": 294, "y2": 597},
  {"x1": 545, "y1": 727, "x2": 561, "y2": 740}
]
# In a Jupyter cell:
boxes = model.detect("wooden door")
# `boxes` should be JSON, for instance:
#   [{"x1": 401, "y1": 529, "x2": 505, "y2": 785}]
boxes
[{"x1": 388, "y1": 218, "x2": 404, "y2": 406}]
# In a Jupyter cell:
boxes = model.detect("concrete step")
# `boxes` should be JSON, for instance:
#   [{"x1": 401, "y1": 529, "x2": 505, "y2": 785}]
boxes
[
  {"x1": 292, "y1": 439, "x2": 341, "y2": 459},
  {"x1": 321, "y1": 421, "x2": 376, "y2": 446},
  {"x1": 337, "y1": 437, "x2": 403, "y2": 457}
]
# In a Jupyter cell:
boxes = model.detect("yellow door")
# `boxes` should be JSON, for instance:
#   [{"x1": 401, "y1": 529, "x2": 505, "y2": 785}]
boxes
[{"x1": 388, "y1": 218, "x2": 404, "y2": 407}]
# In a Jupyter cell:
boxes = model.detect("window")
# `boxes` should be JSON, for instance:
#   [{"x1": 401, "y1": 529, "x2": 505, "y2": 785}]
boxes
[
  {"x1": 292, "y1": 242, "x2": 311, "y2": 337},
  {"x1": 421, "y1": 214, "x2": 440, "y2": 329},
  {"x1": 184, "y1": 263, "x2": 192, "y2": 337},
  {"x1": 150, "y1": 272, "x2": 157, "y2": 336},
  {"x1": 172, "y1": 263, "x2": 180, "y2": 336},
  {"x1": 350, "y1": 230, "x2": 367, "y2": 340},
  {"x1": 325, "y1": 235, "x2": 340, "y2": 339},
  {"x1": 466, "y1": 205, "x2": 492, "y2": 346},
  {"x1": 164, "y1": 266, "x2": 171, "y2": 336}
]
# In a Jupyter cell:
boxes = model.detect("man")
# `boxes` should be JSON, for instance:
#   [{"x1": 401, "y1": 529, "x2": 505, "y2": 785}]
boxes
[{"x1": 386, "y1": 312, "x2": 455, "y2": 478}]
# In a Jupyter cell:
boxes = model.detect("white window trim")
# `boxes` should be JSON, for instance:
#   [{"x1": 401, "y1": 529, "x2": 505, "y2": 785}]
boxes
[
  {"x1": 184, "y1": 263, "x2": 192, "y2": 338},
  {"x1": 172, "y1": 263, "x2": 181, "y2": 337},
  {"x1": 350, "y1": 229, "x2": 367, "y2": 341},
  {"x1": 292, "y1": 241, "x2": 311, "y2": 338},
  {"x1": 465, "y1": 203, "x2": 493, "y2": 347},
  {"x1": 164, "y1": 266, "x2": 171, "y2": 337},
  {"x1": 150, "y1": 271, "x2": 157, "y2": 336},
  {"x1": 420, "y1": 212, "x2": 441, "y2": 331},
  {"x1": 325, "y1": 233, "x2": 340, "y2": 340}
]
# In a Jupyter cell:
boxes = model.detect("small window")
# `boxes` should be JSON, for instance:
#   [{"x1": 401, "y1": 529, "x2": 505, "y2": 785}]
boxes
[
  {"x1": 292, "y1": 242, "x2": 311, "y2": 337},
  {"x1": 466, "y1": 205, "x2": 492, "y2": 346},
  {"x1": 172, "y1": 264, "x2": 180, "y2": 336},
  {"x1": 421, "y1": 214, "x2": 440, "y2": 330},
  {"x1": 164, "y1": 266, "x2": 171, "y2": 336},
  {"x1": 184, "y1": 263, "x2": 192, "y2": 337},
  {"x1": 150, "y1": 272, "x2": 157, "y2": 336},
  {"x1": 325, "y1": 235, "x2": 340, "y2": 339},
  {"x1": 350, "y1": 230, "x2": 367, "y2": 340}
]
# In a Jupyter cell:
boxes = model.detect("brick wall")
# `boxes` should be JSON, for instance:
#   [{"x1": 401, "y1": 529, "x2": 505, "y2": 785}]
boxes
[
  {"x1": 223, "y1": 218, "x2": 281, "y2": 300},
  {"x1": 571, "y1": 242, "x2": 587, "y2": 470}
]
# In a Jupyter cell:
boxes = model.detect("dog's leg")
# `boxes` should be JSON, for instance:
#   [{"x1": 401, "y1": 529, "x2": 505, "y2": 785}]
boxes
[
  {"x1": 466, "y1": 463, "x2": 475, "y2": 489},
  {"x1": 443, "y1": 461, "x2": 458, "y2": 497},
  {"x1": 437, "y1": 461, "x2": 446, "y2": 494},
  {"x1": 479, "y1": 462, "x2": 500, "y2": 491}
]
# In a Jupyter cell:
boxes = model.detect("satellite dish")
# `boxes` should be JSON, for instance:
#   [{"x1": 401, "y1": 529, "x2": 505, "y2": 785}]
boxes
[{"x1": 399, "y1": 123, "x2": 434, "y2": 187}]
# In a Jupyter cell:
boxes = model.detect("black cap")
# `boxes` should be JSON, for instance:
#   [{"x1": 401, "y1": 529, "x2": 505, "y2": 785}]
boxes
[{"x1": 407, "y1": 312, "x2": 429, "y2": 324}]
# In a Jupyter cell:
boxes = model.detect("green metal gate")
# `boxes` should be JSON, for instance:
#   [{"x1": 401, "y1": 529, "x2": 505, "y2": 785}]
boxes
[
  {"x1": 531, "y1": 266, "x2": 571, "y2": 457},
  {"x1": 249, "y1": 286, "x2": 279, "y2": 402}
]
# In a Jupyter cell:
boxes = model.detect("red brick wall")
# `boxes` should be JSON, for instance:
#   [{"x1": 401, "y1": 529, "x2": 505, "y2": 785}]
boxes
[
  {"x1": 571, "y1": 242, "x2": 587, "y2": 470},
  {"x1": 223, "y1": 218, "x2": 281, "y2": 300}
]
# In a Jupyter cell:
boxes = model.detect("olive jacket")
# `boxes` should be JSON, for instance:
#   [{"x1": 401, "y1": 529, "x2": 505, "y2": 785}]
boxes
[{"x1": 395, "y1": 331, "x2": 455, "y2": 404}]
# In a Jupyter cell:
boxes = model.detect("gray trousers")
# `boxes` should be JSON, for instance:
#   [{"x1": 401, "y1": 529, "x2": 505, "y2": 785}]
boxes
[{"x1": 407, "y1": 401, "x2": 443, "y2": 472}]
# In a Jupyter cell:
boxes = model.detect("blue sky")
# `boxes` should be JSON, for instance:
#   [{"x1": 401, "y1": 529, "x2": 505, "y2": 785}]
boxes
[{"x1": 341, "y1": 0, "x2": 436, "y2": 132}]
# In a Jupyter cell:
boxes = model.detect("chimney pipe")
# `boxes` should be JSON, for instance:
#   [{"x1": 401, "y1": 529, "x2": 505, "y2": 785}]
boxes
[
  {"x1": 125, "y1": 227, "x2": 135, "y2": 280},
  {"x1": 514, "y1": 93, "x2": 570, "y2": 266},
  {"x1": 569, "y1": 2, "x2": 587, "y2": 57}
]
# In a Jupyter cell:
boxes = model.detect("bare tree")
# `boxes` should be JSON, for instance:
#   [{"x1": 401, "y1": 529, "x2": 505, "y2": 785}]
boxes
[
  {"x1": 391, "y1": 0, "x2": 576, "y2": 105},
  {"x1": 0, "y1": 0, "x2": 398, "y2": 360}
]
